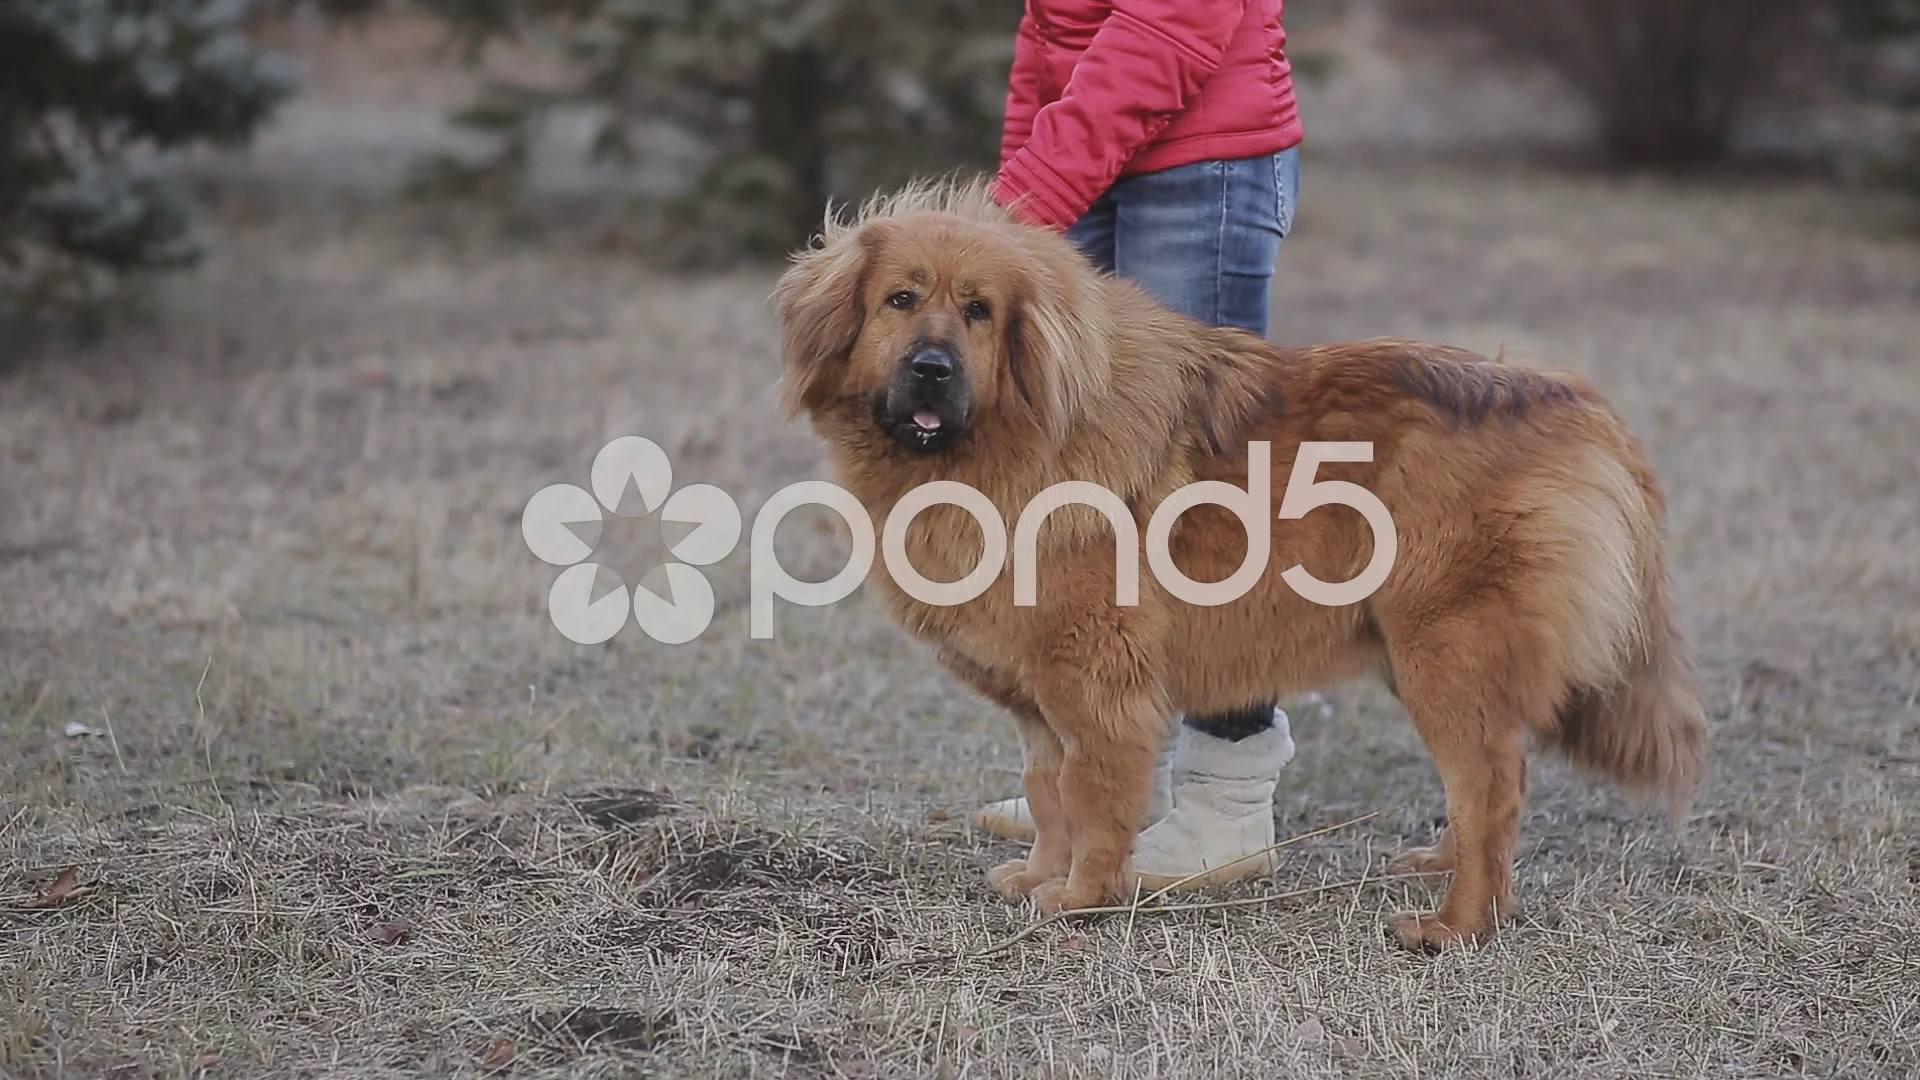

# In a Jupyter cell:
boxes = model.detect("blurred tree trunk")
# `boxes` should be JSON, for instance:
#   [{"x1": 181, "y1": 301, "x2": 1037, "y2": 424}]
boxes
[
  {"x1": 1581, "y1": 0, "x2": 1804, "y2": 167},
  {"x1": 1399, "y1": 0, "x2": 1813, "y2": 168},
  {"x1": 750, "y1": 46, "x2": 832, "y2": 244}
]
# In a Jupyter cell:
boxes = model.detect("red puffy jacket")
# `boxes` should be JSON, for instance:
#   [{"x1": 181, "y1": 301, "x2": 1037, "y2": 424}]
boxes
[{"x1": 991, "y1": 0, "x2": 1305, "y2": 230}]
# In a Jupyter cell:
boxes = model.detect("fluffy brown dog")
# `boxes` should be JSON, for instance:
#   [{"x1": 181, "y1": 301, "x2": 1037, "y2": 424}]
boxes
[{"x1": 772, "y1": 179, "x2": 1708, "y2": 952}]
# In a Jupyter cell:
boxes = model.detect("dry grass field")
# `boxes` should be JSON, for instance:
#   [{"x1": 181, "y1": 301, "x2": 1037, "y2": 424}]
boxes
[{"x1": 5, "y1": 15, "x2": 1920, "y2": 1080}]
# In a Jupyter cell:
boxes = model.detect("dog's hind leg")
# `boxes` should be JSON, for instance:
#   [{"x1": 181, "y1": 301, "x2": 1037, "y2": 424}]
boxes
[
  {"x1": 1388, "y1": 704, "x2": 1525, "y2": 951},
  {"x1": 1380, "y1": 616, "x2": 1540, "y2": 951},
  {"x1": 1389, "y1": 827, "x2": 1457, "y2": 876}
]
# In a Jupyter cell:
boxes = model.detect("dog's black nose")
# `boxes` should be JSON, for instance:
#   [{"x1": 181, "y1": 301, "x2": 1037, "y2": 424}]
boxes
[{"x1": 908, "y1": 344, "x2": 954, "y2": 380}]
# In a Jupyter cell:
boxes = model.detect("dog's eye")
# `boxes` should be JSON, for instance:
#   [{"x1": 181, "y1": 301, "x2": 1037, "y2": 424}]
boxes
[
  {"x1": 886, "y1": 290, "x2": 917, "y2": 310},
  {"x1": 963, "y1": 299, "x2": 991, "y2": 322}
]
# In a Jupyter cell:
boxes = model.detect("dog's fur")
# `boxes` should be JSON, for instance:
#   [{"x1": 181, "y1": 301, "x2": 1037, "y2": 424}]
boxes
[{"x1": 771, "y1": 178, "x2": 1708, "y2": 952}]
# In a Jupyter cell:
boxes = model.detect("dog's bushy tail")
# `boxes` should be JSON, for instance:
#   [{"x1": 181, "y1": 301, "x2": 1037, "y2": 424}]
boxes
[{"x1": 1546, "y1": 467, "x2": 1709, "y2": 819}]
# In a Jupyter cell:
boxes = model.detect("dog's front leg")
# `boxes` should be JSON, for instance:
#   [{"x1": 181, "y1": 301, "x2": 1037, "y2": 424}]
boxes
[
  {"x1": 1024, "y1": 676, "x2": 1166, "y2": 915},
  {"x1": 930, "y1": 650, "x2": 1072, "y2": 899},
  {"x1": 983, "y1": 712, "x2": 1072, "y2": 899}
]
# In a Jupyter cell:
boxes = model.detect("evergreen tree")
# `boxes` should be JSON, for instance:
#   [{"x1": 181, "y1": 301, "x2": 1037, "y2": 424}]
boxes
[
  {"x1": 0, "y1": 0, "x2": 298, "y2": 300},
  {"x1": 413, "y1": 0, "x2": 1024, "y2": 260}
]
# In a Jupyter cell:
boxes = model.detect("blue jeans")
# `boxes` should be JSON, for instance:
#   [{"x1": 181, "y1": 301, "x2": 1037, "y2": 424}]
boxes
[
  {"x1": 1069, "y1": 147, "x2": 1300, "y2": 741},
  {"x1": 1066, "y1": 146, "x2": 1299, "y2": 338}
]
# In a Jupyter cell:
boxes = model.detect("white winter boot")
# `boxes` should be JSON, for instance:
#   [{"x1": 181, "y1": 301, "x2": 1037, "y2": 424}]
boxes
[
  {"x1": 1130, "y1": 712, "x2": 1296, "y2": 891},
  {"x1": 973, "y1": 738, "x2": 1176, "y2": 843}
]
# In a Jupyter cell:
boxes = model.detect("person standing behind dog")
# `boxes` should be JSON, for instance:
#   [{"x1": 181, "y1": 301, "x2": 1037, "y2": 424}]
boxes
[{"x1": 979, "y1": 0, "x2": 1307, "y2": 890}]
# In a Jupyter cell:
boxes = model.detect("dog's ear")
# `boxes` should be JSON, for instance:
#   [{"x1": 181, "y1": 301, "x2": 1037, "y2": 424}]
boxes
[
  {"x1": 772, "y1": 219, "x2": 875, "y2": 419},
  {"x1": 1004, "y1": 259, "x2": 1108, "y2": 448}
]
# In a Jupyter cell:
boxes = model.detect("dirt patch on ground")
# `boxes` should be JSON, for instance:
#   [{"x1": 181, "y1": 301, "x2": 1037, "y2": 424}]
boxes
[{"x1": 568, "y1": 787, "x2": 679, "y2": 828}]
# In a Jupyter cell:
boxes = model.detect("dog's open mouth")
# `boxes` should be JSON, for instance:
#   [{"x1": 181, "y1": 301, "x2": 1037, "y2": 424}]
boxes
[
  {"x1": 893, "y1": 406, "x2": 955, "y2": 451},
  {"x1": 874, "y1": 395, "x2": 965, "y2": 453}
]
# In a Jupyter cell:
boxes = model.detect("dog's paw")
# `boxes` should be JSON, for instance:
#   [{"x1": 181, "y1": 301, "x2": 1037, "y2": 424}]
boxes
[
  {"x1": 1389, "y1": 844, "x2": 1456, "y2": 876},
  {"x1": 987, "y1": 859, "x2": 1056, "y2": 901},
  {"x1": 1384, "y1": 910, "x2": 1489, "y2": 954},
  {"x1": 1029, "y1": 878, "x2": 1114, "y2": 916}
]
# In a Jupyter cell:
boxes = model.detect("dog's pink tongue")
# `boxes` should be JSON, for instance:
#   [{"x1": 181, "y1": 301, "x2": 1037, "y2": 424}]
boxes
[{"x1": 913, "y1": 409, "x2": 942, "y2": 431}]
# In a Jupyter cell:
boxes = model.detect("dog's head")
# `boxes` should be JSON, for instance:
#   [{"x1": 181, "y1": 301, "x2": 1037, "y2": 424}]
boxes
[{"x1": 772, "y1": 180, "x2": 1106, "y2": 456}]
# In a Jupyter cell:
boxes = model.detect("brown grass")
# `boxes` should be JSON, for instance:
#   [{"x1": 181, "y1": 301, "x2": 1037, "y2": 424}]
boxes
[{"x1": 4, "y1": 21, "x2": 1920, "y2": 1079}]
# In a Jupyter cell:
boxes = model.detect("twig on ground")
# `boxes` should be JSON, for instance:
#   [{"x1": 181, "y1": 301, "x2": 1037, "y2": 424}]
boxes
[{"x1": 100, "y1": 703, "x2": 127, "y2": 774}]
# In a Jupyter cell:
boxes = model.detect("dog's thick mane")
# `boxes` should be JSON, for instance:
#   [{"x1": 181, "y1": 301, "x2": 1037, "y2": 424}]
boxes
[{"x1": 807, "y1": 174, "x2": 1012, "y2": 253}]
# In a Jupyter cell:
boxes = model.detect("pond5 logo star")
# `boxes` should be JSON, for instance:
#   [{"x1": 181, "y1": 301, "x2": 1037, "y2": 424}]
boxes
[{"x1": 521, "y1": 436, "x2": 740, "y2": 644}]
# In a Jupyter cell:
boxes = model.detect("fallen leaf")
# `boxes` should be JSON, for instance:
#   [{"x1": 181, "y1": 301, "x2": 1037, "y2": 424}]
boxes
[
  {"x1": 195, "y1": 1051, "x2": 223, "y2": 1070},
  {"x1": 1332, "y1": 1035, "x2": 1367, "y2": 1057},
  {"x1": 1141, "y1": 949, "x2": 1176, "y2": 973},
  {"x1": 1057, "y1": 934, "x2": 1092, "y2": 952},
  {"x1": 370, "y1": 919, "x2": 415, "y2": 946},
  {"x1": 481, "y1": 1036, "x2": 516, "y2": 1068},
  {"x1": 1292, "y1": 1016, "x2": 1326, "y2": 1045},
  {"x1": 29, "y1": 866, "x2": 83, "y2": 908},
  {"x1": 354, "y1": 369, "x2": 395, "y2": 390},
  {"x1": 928, "y1": 809, "x2": 950, "y2": 822}
]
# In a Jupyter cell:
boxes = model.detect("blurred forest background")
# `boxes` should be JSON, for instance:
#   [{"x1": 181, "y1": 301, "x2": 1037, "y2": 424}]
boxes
[{"x1": 4, "y1": 0, "x2": 1920, "y2": 314}]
